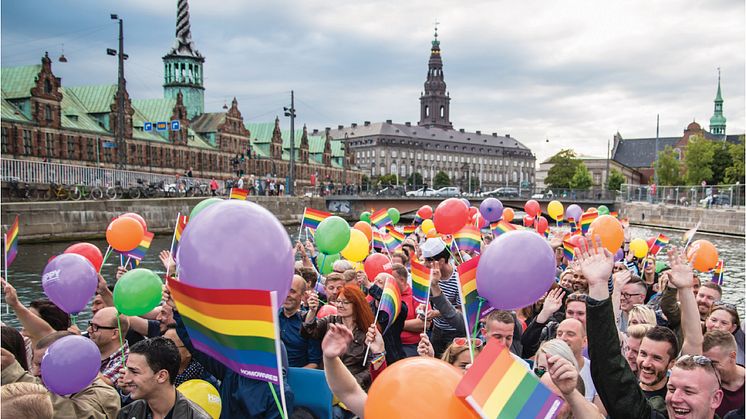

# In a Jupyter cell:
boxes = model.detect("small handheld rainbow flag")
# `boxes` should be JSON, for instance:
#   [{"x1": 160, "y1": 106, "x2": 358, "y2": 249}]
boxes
[
  {"x1": 378, "y1": 279, "x2": 401, "y2": 332},
  {"x1": 650, "y1": 233, "x2": 670, "y2": 255},
  {"x1": 301, "y1": 208, "x2": 331, "y2": 230},
  {"x1": 562, "y1": 240, "x2": 576, "y2": 261},
  {"x1": 386, "y1": 226, "x2": 405, "y2": 244},
  {"x1": 556, "y1": 219, "x2": 564, "y2": 228},
  {"x1": 491, "y1": 220, "x2": 516, "y2": 237},
  {"x1": 402, "y1": 225, "x2": 417, "y2": 236},
  {"x1": 122, "y1": 231, "x2": 154, "y2": 261},
  {"x1": 455, "y1": 339, "x2": 564, "y2": 419},
  {"x1": 579, "y1": 212, "x2": 597, "y2": 234},
  {"x1": 229, "y1": 188, "x2": 249, "y2": 200},
  {"x1": 372, "y1": 231, "x2": 385, "y2": 250},
  {"x1": 454, "y1": 225, "x2": 482, "y2": 253},
  {"x1": 410, "y1": 259, "x2": 431, "y2": 304},
  {"x1": 457, "y1": 255, "x2": 481, "y2": 330},
  {"x1": 370, "y1": 208, "x2": 392, "y2": 229},
  {"x1": 169, "y1": 214, "x2": 189, "y2": 258},
  {"x1": 712, "y1": 260, "x2": 724, "y2": 285},
  {"x1": 382, "y1": 233, "x2": 401, "y2": 253},
  {"x1": 413, "y1": 214, "x2": 424, "y2": 225},
  {"x1": 4, "y1": 215, "x2": 19, "y2": 267}
]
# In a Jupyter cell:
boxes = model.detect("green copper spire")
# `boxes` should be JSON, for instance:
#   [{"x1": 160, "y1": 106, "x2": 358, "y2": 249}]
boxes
[{"x1": 709, "y1": 67, "x2": 726, "y2": 136}]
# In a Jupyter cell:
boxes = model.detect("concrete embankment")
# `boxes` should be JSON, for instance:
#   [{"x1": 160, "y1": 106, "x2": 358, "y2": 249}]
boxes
[
  {"x1": 619, "y1": 202, "x2": 745, "y2": 237},
  {"x1": 1, "y1": 196, "x2": 325, "y2": 243}
]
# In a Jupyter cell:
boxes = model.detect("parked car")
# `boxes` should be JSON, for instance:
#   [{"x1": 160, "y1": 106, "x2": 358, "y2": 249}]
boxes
[
  {"x1": 699, "y1": 194, "x2": 731, "y2": 207},
  {"x1": 531, "y1": 190, "x2": 554, "y2": 199},
  {"x1": 482, "y1": 187, "x2": 519, "y2": 197},
  {"x1": 376, "y1": 186, "x2": 405, "y2": 196},
  {"x1": 406, "y1": 187, "x2": 436, "y2": 197},
  {"x1": 434, "y1": 186, "x2": 462, "y2": 197}
]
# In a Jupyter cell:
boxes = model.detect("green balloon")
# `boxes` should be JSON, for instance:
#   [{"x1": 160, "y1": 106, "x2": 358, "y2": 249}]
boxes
[
  {"x1": 190, "y1": 198, "x2": 222, "y2": 220},
  {"x1": 315, "y1": 216, "x2": 351, "y2": 254},
  {"x1": 316, "y1": 252, "x2": 341, "y2": 275},
  {"x1": 655, "y1": 261, "x2": 668, "y2": 274},
  {"x1": 360, "y1": 211, "x2": 371, "y2": 224},
  {"x1": 113, "y1": 269, "x2": 163, "y2": 316},
  {"x1": 597, "y1": 205, "x2": 610, "y2": 216},
  {"x1": 387, "y1": 208, "x2": 400, "y2": 225}
]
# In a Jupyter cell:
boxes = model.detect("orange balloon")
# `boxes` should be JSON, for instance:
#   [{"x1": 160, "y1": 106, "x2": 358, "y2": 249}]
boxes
[
  {"x1": 587, "y1": 207, "x2": 598, "y2": 213},
  {"x1": 588, "y1": 215, "x2": 624, "y2": 253},
  {"x1": 686, "y1": 240, "x2": 719, "y2": 272},
  {"x1": 365, "y1": 357, "x2": 478, "y2": 419},
  {"x1": 106, "y1": 217, "x2": 145, "y2": 252},
  {"x1": 426, "y1": 229, "x2": 439, "y2": 238},
  {"x1": 502, "y1": 208, "x2": 515, "y2": 222},
  {"x1": 353, "y1": 221, "x2": 373, "y2": 243}
]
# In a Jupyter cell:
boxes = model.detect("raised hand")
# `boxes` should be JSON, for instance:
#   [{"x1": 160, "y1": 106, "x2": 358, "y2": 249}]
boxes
[
  {"x1": 537, "y1": 287, "x2": 566, "y2": 323},
  {"x1": 322, "y1": 323, "x2": 353, "y2": 359},
  {"x1": 666, "y1": 246, "x2": 693, "y2": 289},
  {"x1": 159, "y1": 250, "x2": 176, "y2": 275},
  {"x1": 115, "y1": 266, "x2": 128, "y2": 281},
  {"x1": 2, "y1": 278, "x2": 20, "y2": 308},
  {"x1": 417, "y1": 333, "x2": 435, "y2": 358},
  {"x1": 307, "y1": 291, "x2": 320, "y2": 312},
  {"x1": 365, "y1": 323, "x2": 385, "y2": 354},
  {"x1": 612, "y1": 268, "x2": 632, "y2": 291},
  {"x1": 575, "y1": 235, "x2": 613, "y2": 288},
  {"x1": 547, "y1": 354, "x2": 579, "y2": 396}
]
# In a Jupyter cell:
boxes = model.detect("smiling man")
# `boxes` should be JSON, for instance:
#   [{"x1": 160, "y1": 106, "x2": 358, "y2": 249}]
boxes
[
  {"x1": 118, "y1": 337, "x2": 210, "y2": 419},
  {"x1": 637, "y1": 327, "x2": 678, "y2": 404}
]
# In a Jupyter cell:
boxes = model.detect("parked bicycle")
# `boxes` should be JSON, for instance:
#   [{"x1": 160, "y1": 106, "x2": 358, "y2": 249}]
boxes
[
  {"x1": 43, "y1": 181, "x2": 72, "y2": 200},
  {"x1": 70, "y1": 182, "x2": 104, "y2": 200},
  {"x1": 105, "y1": 181, "x2": 126, "y2": 200},
  {"x1": 128, "y1": 179, "x2": 166, "y2": 199},
  {"x1": 6, "y1": 178, "x2": 38, "y2": 201}
]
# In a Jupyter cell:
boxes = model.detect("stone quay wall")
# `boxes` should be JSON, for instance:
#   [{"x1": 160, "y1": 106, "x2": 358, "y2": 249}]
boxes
[
  {"x1": 619, "y1": 202, "x2": 745, "y2": 237},
  {"x1": 2, "y1": 196, "x2": 325, "y2": 242}
]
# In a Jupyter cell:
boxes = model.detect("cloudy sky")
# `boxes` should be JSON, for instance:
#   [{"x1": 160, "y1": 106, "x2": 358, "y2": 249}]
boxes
[{"x1": 3, "y1": 0, "x2": 744, "y2": 163}]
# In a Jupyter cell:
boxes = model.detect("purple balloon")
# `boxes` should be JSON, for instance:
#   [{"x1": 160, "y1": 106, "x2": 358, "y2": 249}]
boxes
[
  {"x1": 476, "y1": 230, "x2": 555, "y2": 310},
  {"x1": 41, "y1": 335, "x2": 100, "y2": 395},
  {"x1": 178, "y1": 200, "x2": 294, "y2": 302},
  {"x1": 479, "y1": 198, "x2": 504, "y2": 222},
  {"x1": 565, "y1": 204, "x2": 583, "y2": 222},
  {"x1": 614, "y1": 248, "x2": 624, "y2": 262},
  {"x1": 42, "y1": 253, "x2": 98, "y2": 315}
]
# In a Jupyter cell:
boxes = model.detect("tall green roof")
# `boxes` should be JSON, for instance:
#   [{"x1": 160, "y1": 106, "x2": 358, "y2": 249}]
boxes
[
  {"x1": 59, "y1": 87, "x2": 108, "y2": 134},
  {"x1": 132, "y1": 98, "x2": 177, "y2": 125},
  {"x1": 65, "y1": 85, "x2": 117, "y2": 114},
  {"x1": 1, "y1": 65, "x2": 41, "y2": 99},
  {"x1": 245, "y1": 122, "x2": 275, "y2": 143},
  {"x1": 1, "y1": 99, "x2": 30, "y2": 123}
]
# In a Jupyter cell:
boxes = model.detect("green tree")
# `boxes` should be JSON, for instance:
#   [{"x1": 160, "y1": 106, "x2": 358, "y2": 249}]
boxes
[
  {"x1": 724, "y1": 137, "x2": 745, "y2": 184},
  {"x1": 710, "y1": 142, "x2": 733, "y2": 185},
  {"x1": 684, "y1": 135, "x2": 714, "y2": 185},
  {"x1": 433, "y1": 171, "x2": 451, "y2": 188},
  {"x1": 654, "y1": 146, "x2": 682, "y2": 186},
  {"x1": 569, "y1": 164, "x2": 592, "y2": 190},
  {"x1": 606, "y1": 168, "x2": 625, "y2": 191},
  {"x1": 407, "y1": 172, "x2": 423, "y2": 187},
  {"x1": 376, "y1": 174, "x2": 398, "y2": 186},
  {"x1": 361, "y1": 174, "x2": 370, "y2": 191},
  {"x1": 545, "y1": 149, "x2": 581, "y2": 189}
]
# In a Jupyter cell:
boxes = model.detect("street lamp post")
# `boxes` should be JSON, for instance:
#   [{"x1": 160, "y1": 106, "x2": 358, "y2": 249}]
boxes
[
  {"x1": 108, "y1": 14, "x2": 128, "y2": 170},
  {"x1": 283, "y1": 91, "x2": 296, "y2": 195}
]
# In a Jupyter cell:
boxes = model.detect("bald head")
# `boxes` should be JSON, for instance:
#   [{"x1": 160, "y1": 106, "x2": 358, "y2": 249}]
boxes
[
  {"x1": 556, "y1": 318, "x2": 586, "y2": 358},
  {"x1": 374, "y1": 273, "x2": 393, "y2": 289},
  {"x1": 283, "y1": 275, "x2": 307, "y2": 313}
]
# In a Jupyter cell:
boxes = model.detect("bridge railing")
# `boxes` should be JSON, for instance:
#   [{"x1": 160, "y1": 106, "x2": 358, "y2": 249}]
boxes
[{"x1": 620, "y1": 183, "x2": 745, "y2": 208}]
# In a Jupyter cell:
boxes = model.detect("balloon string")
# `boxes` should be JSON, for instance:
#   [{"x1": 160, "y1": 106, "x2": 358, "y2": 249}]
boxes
[
  {"x1": 99, "y1": 246, "x2": 113, "y2": 274},
  {"x1": 472, "y1": 297, "x2": 485, "y2": 337},
  {"x1": 70, "y1": 313, "x2": 78, "y2": 328},
  {"x1": 116, "y1": 314, "x2": 127, "y2": 370},
  {"x1": 268, "y1": 382, "x2": 286, "y2": 419}
]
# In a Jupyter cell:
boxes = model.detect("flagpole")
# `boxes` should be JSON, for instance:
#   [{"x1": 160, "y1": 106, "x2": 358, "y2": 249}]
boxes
[
  {"x1": 4, "y1": 243, "x2": 8, "y2": 314},
  {"x1": 269, "y1": 291, "x2": 289, "y2": 419},
  {"x1": 99, "y1": 246, "x2": 113, "y2": 274},
  {"x1": 423, "y1": 269, "x2": 432, "y2": 335},
  {"x1": 455, "y1": 268, "x2": 474, "y2": 364},
  {"x1": 169, "y1": 212, "x2": 180, "y2": 257},
  {"x1": 363, "y1": 278, "x2": 386, "y2": 366},
  {"x1": 297, "y1": 207, "x2": 307, "y2": 241}
]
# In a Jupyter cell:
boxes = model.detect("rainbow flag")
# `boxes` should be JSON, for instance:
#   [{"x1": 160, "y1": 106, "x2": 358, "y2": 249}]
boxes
[
  {"x1": 456, "y1": 339, "x2": 563, "y2": 418},
  {"x1": 167, "y1": 278, "x2": 283, "y2": 385},
  {"x1": 556, "y1": 219, "x2": 564, "y2": 228},
  {"x1": 712, "y1": 260, "x2": 724, "y2": 285},
  {"x1": 609, "y1": 211, "x2": 619, "y2": 218},
  {"x1": 410, "y1": 259, "x2": 431, "y2": 304},
  {"x1": 301, "y1": 208, "x2": 331, "y2": 230},
  {"x1": 378, "y1": 279, "x2": 401, "y2": 332},
  {"x1": 382, "y1": 233, "x2": 401, "y2": 253},
  {"x1": 372, "y1": 231, "x2": 385, "y2": 250},
  {"x1": 562, "y1": 240, "x2": 576, "y2": 261},
  {"x1": 4, "y1": 215, "x2": 19, "y2": 267},
  {"x1": 454, "y1": 225, "x2": 482, "y2": 253},
  {"x1": 579, "y1": 212, "x2": 597, "y2": 234},
  {"x1": 370, "y1": 209, "x2": 392, "y2": 229},
  {"x1": 650, "y1": 233, "x2": 670, "y2": 255},
  {"x1": 170, "y1": 214, "x2": 189, "y2": 258},
  {"x1": 491, "y1": 220, "x2": 516, "y2": 237},
  {"x1": 457, "y1": 256, "x2": 481, "y2": 330},
  {"x1": 229, "y1": 188, "x2": 249, "y2": 200},
  {"x1": 402, "y1": 225, "x2": 417, "y2": 236},
  {"x1": 122, "y1": 231, "x2": 154, "y2": 261},
  {"x1": 413, "y1": 215, "x2": 423, "y2": 225},
  {"x1": 386, "y1": 226, "x2": 406, "y2": 244}
]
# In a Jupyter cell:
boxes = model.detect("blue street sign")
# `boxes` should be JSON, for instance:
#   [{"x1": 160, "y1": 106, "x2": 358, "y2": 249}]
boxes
[
  {"x1": 102, "y1": 141, "x2": 117, "y2": 149},
  {"x1": 144, "y1": 122, "x2": 153, "y2": 132},
  {"x1": 171, "y1": 120, "x2": 181, "y2": 131},
  {"x1": 156, "y1": 122, "x2": 168, "y2": 131}
]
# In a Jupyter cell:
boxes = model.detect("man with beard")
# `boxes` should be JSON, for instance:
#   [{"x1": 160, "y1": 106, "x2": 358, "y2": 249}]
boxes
[
  {"x1": 637, "y1": 327, "x2": 678, "y2": 406},
  {"x1": 695, "y1": 283, "x2": 722, "y2": 321}
]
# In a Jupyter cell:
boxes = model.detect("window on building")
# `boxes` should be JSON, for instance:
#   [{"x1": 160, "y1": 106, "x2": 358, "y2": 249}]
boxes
[
  {"x1": 45, "y1": 105, "x2": 52, "y2": 121},
  {"x1": 44, "y1": 79, "x2": 52, "y2": 94},
  {"x1": 513, "y1": 171, "x2": 518, "y2": 182},
  {"x1": 390, "y1": 163, "x2": 397, "y2": 176},
  {"x1": 1, "y1": 127, "x2": 8, "y2": 154},
  {"x1": 425, "y1": 106, "x2": 430, "y2": 117},
  {"x1": 380, "y1": 149, "x2": 385, "y2": 157},
  {"x1": 436, "y1": 155, "x2": 440, "y2": 162},
  {"x1": 371, "y1": 165, "x2": 376, "y2": 176},
  {"x1": 22, "y1": 130, "x2": 32, "y2": 155},
  {"x1": 87, "y1": 139, "x2": 95, "y2": 161},
  {"x1": 392, "y1": 150, "x2": 397, "y2": 158},
  {"x1": 45, "y1": 133, "x2": 54, "y2": 157},
  {"x1": 66, "y1": 136, "x2": 75, "y2": 159},
  {"x1": 440, "y1": 106, "x2": 444, "y2": 118}
]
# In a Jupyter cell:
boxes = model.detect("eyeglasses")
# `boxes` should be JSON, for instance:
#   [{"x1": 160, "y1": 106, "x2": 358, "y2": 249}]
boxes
[
  {"x1": 335, "y1": 300, "x2": 353, "y2": 306},
  {"x1": 613, "y1": 265, "x2": 627, "y2": 272},
  {"x1": 676, "y1": 355, "x2": 721, "y2": 387},
  {"x1": 621, "y1": 292, "x2": 644, "y2": 300},
  {"x1": 713, "y1": 301, "x2": 737, "y2": 311},
  {"x1": 453, "y1": 337, "x2": 483, "y2": 348},
  {"x1": 88, "y1": 321, "x2": 117, "y2": 333},
  {"x1": 533, "y1": 366, "x2": 546, "y2": 377}
]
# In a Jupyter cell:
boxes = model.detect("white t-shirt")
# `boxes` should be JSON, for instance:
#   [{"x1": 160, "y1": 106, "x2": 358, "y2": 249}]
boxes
[{"x1": 579, "y1": 356, "x2": 598, "y2": 402}]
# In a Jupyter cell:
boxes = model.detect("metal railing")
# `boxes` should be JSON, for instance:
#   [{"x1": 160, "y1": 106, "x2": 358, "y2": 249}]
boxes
[
  {"x1": 620, "y1": 183, "x2": 745, "y2": 208},
  {"x1": 1, "y1": 158, "x2": 218, "y2": 189}
]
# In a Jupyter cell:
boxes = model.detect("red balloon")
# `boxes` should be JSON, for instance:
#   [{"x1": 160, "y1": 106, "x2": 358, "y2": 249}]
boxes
[
  {"x1": 364, "y1": 253, "x2": 393, "y2": 281},
  {"x1": 523, "y1": 215, "x2": 534, "y2": 227},
  {"x1": 536, "y1": 216, "x2": 549, "y2": 234},
  {"x1": 64, "y1": 243, "x2": 104, "y2": 271},
  {"x1": 317, "y1": 304, "x2": 338, "y2": 318},
  {"x1": 568, "y1": 234, "x2": 587, "y2": 248},
  {"x1": 433, "y1": 198, "x2": 469, "y2": 235},
  {"x1": 417, "y1": 205, "x2": 433, "y2": 220},
  {"x1": 524, "y1": 200, "x2": 541, "y2": 217},
  {"x1": 475, "y1": 214, "x2": 488, "y2": 229},
  {"x1": 468, "y1": 207, "x2": 478, "y2": 217},
  {"x1": 120, "y1": 213, "x2": 147, "y2": 232}
]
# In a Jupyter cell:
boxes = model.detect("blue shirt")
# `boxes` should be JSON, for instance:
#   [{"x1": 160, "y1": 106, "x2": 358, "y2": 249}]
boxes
[{"x1": 279, "y1": 309, "x2": 322, "y2": 368}]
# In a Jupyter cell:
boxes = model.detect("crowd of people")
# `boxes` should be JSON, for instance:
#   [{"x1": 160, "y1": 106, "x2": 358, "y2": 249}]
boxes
[{"x1": 0, "y1": 213, "x2": 744, "y2": 419}]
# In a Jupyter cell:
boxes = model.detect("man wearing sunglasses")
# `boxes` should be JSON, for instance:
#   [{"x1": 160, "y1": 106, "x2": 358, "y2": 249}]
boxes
[
  {"x1": 420, "y1": 238, "x2": 463, "y2": 357},
  {"x1": 87, "y1": 306, "x2": 130, "y2": 387}
]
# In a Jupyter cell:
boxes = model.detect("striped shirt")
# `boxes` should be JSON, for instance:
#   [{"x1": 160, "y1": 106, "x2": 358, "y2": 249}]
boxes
[{"x1": 432, "y1": 267, "x2": 460, "y2": 332}]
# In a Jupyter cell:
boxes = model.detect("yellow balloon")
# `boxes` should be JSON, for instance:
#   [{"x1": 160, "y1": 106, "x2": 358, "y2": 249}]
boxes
[
  {"x1": 629, "y1": 238, "x2": 649, "y2": 259},
  {"x1": 547, "y1": 200, "x2": 564, "y2": 221},
  {"x1": 421, "y1": 219, "x2": 435, "y2": 233},
  {"x1": 177, "y1": 379, "x2": 222, "y2": 419},
  {"x1": 341, "y1": 229, "x2": 370, "y2": 262}
]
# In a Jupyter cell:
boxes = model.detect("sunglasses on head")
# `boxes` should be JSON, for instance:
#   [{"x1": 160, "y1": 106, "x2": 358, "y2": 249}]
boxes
[
  {"x1": 453, "y1": 337, "x2": 483, "y2": 348},
  {"x1": 713, "y1": 301, "x2": 737, "y2": 311},
  {"x1": 676, "y1": 354, "x2": 721, "y2": 387}
]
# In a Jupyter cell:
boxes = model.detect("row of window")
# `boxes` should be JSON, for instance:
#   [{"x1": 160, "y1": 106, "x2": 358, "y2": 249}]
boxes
[{"x1": 355, "y1": 149, "x2": 531, "y2": 167}]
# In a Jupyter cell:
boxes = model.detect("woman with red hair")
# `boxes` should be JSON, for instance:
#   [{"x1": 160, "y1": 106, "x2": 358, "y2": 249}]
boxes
[{"x1": 303, "y1": 284, "x2": 377, "y2": 390}]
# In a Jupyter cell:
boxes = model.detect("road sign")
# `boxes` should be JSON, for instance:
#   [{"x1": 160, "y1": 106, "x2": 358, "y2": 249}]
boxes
[
  {"x1": 144, "y1": 122, "x2": 153, "y2": 132},
  {"x1": 171, "y1": 120, "x2": 181, "y2": 131},
  {"x1": 102, "y1": 141, "x2": 117, "y2": 149},
  {"x1": 156, "y1": 122, "x2": 168, "y2": 131}
]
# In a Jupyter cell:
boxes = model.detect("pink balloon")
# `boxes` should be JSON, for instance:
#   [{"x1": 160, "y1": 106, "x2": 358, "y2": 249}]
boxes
[{"x1": 317, "y1": 304, "x2": 338, "y2": 318}]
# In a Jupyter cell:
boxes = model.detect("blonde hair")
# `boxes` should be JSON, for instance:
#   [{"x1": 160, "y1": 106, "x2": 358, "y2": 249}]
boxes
[
  {"x1": 539, "y1": 339, "x2": 579, "y2": 370},
  {"x1": 1, "y1": 382, "x2": 54, "y2": 419},
  {"x1": 626, "y1": 323, "x2": 654, "y2": 340},
  {"x1": 441, "y1": 342, "x2": 482, "y2": 366},
  {"x1": 629, "y1": 305, "x2": 657, "y2": 326}
]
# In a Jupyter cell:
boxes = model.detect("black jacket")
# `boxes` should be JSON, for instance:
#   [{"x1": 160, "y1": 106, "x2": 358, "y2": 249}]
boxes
[{"x1": 117, "y1": 390, "x2": 210, "y2": 419}]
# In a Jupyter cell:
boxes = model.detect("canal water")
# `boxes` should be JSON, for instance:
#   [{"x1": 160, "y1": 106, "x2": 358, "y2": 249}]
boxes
[{"x1": 1, "y1": 226, "x2": 743, "y2": 329}]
